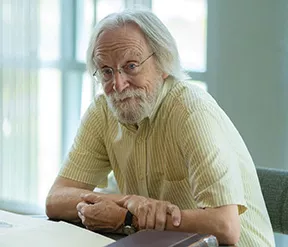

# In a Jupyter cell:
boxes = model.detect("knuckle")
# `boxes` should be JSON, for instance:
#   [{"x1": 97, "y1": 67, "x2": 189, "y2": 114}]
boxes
[
  {"x1": 156, "y1": 200, "x2": 163, "y2": 206},
  {"x1": 161, "y1": 202, "x2": 170, "y2": 209},
  {"x1": 169, "y1": 203, "x2": 178, "y2": 210},
  {"x1": 162, "y1": 200, "x2": 170, "y2": 206},
  {"x1": 138, "y1": 204, "x2": 146, "y2": 213},
  {"x1": 128, "y1": 195, "x2": 135, "y2": 200},
  {"x1": 131, "y1": 195, "x2": 140, "y2": 201},
  {"x1": 80, "y1": 207, "x2": 87, "y2": 216},
  {"x1": 146, "y1": 201, "x2": 153, "y2": 210}
]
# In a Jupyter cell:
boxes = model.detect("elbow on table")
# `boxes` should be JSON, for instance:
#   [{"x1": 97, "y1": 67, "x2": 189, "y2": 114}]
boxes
[{"x1": 45, "y1": 194, "x2": 59, "y2": 220}]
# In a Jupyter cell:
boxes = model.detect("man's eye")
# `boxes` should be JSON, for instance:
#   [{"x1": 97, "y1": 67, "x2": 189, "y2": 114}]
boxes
[
  {"x1": 126, "y1": 63, "x2": 138, "y2": 70},
  {"x1": 100, "y1": 68, "x2": 113, "y2": 81},
  {"x1": 102, "y1": 68, "x2": 113, "y2": 75}
]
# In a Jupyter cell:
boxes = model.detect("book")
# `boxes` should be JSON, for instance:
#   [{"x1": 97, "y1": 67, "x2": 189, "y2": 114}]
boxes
[
  {"x1": 106, "y1": 230, "x2": 218, "y2": 247},
  {"x1": 0, "y1": 210, "x2": 115, "y2": 247}
]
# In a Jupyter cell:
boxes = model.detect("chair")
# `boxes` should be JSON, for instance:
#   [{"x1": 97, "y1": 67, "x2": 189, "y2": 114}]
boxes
[{"x1": 256, "y1": 167, "x2": 288, "y2": 234}]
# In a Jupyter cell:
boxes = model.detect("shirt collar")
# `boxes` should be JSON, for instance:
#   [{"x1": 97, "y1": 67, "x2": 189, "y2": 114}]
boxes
[{"x1": 148, "y1": 76, "x2": 175, "y2": 123}]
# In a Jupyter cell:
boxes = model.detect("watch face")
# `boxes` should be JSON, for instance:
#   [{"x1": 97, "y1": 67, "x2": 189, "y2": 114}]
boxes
[{"x1": 123, "y1": 225, "x2": 136, "y2": 235}]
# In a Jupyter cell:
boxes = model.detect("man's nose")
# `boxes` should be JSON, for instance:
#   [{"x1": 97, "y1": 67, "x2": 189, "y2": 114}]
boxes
[{"x1": 113, "y1": 69, "x2": 129, "y2": 93}]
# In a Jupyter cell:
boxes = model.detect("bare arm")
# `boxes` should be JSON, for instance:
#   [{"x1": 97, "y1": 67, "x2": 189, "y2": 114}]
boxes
[
  {"x1": 163, "y1": 205, "x2": 240, "y2": 245},
  {"x1": 128, "y1": 204, "x2": 240, "y2": 245},
  {"x1": 118, "y1": 195, "x2": 240, "y2": 245},
  {"x1": 45, "y1": 176, "x2": 125, "y2": 222}
]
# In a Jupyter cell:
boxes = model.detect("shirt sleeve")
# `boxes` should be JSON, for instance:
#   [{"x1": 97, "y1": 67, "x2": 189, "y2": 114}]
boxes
[
  {"x1": 59, "y1": 96, "x2": 111, "y2": 188},
  {"x1": 179, "y1": 107, "x2": 247, "y2": 215}
]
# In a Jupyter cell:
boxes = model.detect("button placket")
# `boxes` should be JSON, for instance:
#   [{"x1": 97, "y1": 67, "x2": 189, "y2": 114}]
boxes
[{"x1": 136, "y1": 122, "x2": 149, "y2": 197}]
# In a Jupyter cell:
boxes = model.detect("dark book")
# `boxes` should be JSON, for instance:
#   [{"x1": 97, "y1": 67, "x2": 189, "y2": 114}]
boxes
[{"x1": 105, "y1": 230, "x2": 218, "y2": 247}]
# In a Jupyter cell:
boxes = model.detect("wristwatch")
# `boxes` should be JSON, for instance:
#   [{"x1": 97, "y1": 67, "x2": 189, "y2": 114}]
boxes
[{"x1": 122, "y1": 210, "x2": 136, "y2": 235}]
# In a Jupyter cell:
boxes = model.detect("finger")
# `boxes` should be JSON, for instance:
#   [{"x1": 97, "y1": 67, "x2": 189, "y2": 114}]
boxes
[
  {"x1": 115, "y1": 195, "x2": 131, "y2": 207},
  {"x1": 78, "y1": 211, "x2": 93, "y2": 228},
  {"x1": 167, "y1": 204, "x2": 181, "y2": 227},
  {"x1": 80, "y1": 193, "x2": 86, "y2": 199},
  {"x1": 78, "y1": 205, "x2": 96, "y2": 227},
  {"x1": 154, "y1": 203, "x2": 167, "y2": 231},
  {"x1": 145, "y1": 202, "x2": 156, "y2": 229},
  {"x1": 76, "y1": 201, "x2": 89, "y2": 212},
  {"x1": 138, "y1": 204, "x2": 148, "y2": 229},
  {"x1": 78, "y1": 211, "x2": 85, "y2": 222},
  {"x1": 81, "y1": 193, "x2": 101, "y2": 204}
]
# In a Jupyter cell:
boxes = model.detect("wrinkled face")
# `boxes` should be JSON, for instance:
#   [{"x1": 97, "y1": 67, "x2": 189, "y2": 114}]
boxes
[{"x1": 93, "y1": 23, "x2": 167, "y2": 124}]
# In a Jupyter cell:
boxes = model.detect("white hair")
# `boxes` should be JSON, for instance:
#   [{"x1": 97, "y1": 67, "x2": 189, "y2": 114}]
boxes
[{"x1": 86, "y1": 9, "x2": 186, "y2": 82}]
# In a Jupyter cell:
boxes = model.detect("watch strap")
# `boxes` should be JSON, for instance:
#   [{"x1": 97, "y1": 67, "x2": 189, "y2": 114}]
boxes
[{"x1": 124, "y1": 210, "x2": 133, "y2": 226}]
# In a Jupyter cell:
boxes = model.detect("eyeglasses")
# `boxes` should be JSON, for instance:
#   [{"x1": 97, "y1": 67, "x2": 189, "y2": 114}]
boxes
[{"x1": 93, "y1": 53, "x2": 154, "y2": 84}]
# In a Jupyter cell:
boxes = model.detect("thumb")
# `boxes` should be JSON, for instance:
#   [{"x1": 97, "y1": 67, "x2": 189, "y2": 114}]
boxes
[
  {"x1": 81, "y1": 193, "x2": 101, "y2": 204},
  {"x1": 115, "y1": 195, "x2": 131, "y2": 208},
  {"x1": 167, "y1": 204, "x2": 181, "y2": 227}
]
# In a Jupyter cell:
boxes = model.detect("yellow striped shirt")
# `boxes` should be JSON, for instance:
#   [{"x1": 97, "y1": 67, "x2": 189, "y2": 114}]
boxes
[{"x1": 60, "y1": 77, "x2": 275, "y2": 246}]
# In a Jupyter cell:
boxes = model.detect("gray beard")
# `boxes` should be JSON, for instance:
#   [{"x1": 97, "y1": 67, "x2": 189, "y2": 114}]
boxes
[{"x1": 105, "y1": 80, "x2": 163, "y2": 125}]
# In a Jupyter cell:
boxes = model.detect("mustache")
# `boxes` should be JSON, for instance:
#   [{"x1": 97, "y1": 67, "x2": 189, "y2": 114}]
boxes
[{"x1": 110, "y1": 89, "x2": 146, "y2": 101}]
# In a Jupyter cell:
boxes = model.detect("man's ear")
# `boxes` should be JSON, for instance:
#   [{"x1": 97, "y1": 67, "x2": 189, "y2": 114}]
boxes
[{"x1": 162, "y1": 73, "x2": 169, "y2": 80}]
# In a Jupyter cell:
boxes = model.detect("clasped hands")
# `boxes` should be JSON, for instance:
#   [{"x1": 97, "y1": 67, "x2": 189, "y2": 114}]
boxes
[{"x1": 76, "y1": 193, "x2": 181, "y2": 233}]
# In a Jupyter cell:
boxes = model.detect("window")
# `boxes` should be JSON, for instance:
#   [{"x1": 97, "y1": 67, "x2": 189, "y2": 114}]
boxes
[
  {"x1": 1, "y1": 1, "x2": 41, "y2": 207},
  {"x1": 96, "y1": 0, "x2": 125, "y2": 23},
  {"x1": 76, "y1": 0, "x2": 94, "y2": 63},
  {"x1": 152, "y1": 0, "x2": 207, "y2": 88},
  {"x1": 0, "y1": 0, "x2": 207, "y2": 211},
  {"x1": 39, "y1": 0, "x2": 60, "y2": 60},
  {"x1": 152, "y1": 0, "x2": 207, "y2": 72},
  {"x1": 37, "y1": 69, "x2": 62, "y2": 204}
]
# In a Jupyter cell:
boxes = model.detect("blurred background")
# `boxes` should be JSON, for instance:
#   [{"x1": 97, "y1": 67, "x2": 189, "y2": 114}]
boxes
[{"x1": 0, "y1": 0, "x2": 287, "y2": 245}]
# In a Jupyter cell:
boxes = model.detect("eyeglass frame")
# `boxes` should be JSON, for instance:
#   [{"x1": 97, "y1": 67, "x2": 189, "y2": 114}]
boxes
[{"x1": 92, "y1": 52, "x2": 155, "y2": 83}]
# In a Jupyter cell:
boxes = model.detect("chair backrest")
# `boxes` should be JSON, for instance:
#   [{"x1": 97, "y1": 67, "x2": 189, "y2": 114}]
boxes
[{"x1": 256, "y1": 167, "x2": 288, "y2": 234}]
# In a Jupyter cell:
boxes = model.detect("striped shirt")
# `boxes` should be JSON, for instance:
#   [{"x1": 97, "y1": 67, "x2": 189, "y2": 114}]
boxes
[{"x1": 60, "y1": 77, "x2": 275, "y2": 246}]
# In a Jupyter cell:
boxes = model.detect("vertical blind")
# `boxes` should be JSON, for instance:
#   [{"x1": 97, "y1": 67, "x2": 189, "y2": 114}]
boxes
[
  {"x1": 0, "y1": 0, "x2": 128, "y2": 211},
  {"x1": 1, "y1": 0, "x2": 39, "y2": 205}
]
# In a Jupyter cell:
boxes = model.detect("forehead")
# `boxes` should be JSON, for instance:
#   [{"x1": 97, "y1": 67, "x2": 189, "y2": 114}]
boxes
[{"x1": 93, "y1": 23, "x2": 150, "y2": 63}]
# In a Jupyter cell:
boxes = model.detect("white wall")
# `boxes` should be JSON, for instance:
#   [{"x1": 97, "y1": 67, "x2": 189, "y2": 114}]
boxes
[{"x1": 207, "y1": 0, "x2": 288, "y2": 170}]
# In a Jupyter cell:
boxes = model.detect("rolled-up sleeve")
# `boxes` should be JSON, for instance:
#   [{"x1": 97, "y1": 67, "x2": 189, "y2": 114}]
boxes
[
  {"x1": 60, "y1": 96, "x2": 111, "y2": 188},
  {"x1": 180, "y1": 107, "x2": 247, "y2": 214}
]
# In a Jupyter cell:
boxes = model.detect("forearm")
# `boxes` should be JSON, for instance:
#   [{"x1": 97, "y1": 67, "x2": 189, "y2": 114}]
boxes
[
  {"x1": 46, "y1": 187, "x2": 125, "y2": 222},
  {"x1": 164, "y1": 208, "x2": 240, "y2": 245}
]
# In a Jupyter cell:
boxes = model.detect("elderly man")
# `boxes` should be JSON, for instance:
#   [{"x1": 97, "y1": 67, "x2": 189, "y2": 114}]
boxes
[{"x1": 46, "y1": 9, "x2": 275, "y2": 246}]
